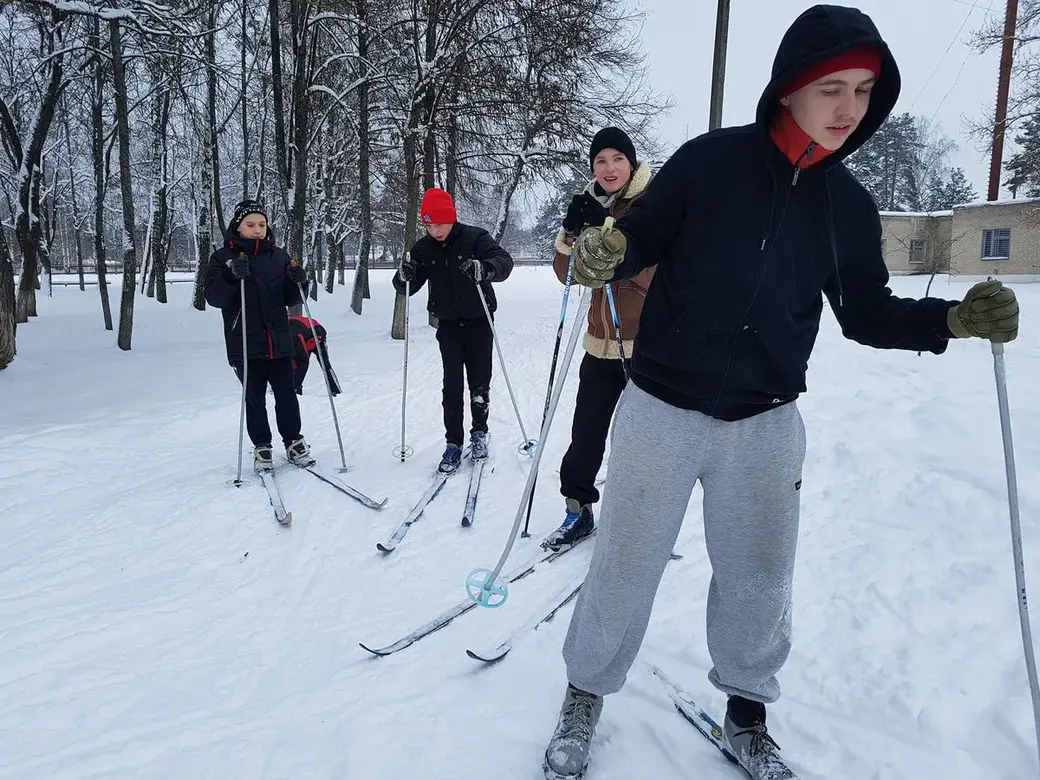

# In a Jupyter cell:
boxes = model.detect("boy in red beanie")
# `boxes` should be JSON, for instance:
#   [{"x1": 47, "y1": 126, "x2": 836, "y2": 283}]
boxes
[
  {"x1": 392, "y1": 188, "x2": 514, "y2": 474},
  {"x1": 541, "y1": 5, "x2": 1019, "y2": 780}
]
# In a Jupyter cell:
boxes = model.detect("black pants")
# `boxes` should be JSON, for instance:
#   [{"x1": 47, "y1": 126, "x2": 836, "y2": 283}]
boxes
[
  {"x1": 559, "y1": 352, "x2": 628, "y2": 506},
  {"x1": 436, "y1": 318, "x2": 493, "y2": 447},
  {"x1": 233, "y1": 357, "x2": 302, "y2": 448}
]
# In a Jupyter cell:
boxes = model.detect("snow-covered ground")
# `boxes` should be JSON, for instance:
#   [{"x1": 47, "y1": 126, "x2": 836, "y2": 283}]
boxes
[{"x1": 1, "y1": 269, "x2": 1037, "y2": 780}]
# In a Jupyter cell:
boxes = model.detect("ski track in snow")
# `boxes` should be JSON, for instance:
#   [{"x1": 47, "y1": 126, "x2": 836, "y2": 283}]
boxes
[{"x1": 0, "y1": 270, "x2": 1037, "y2": 779}]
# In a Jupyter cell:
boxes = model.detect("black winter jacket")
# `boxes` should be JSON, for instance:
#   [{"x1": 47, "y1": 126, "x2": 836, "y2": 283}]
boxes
[
  {"x1": 205, "y1": 230, "x2": 303, "y2": 364},
  {"x1": 611, "y1": 4, "x2": 959, "y2": 421},
  {"x1": 392, "y1": 223, "x2": 514, "y2": 322}
]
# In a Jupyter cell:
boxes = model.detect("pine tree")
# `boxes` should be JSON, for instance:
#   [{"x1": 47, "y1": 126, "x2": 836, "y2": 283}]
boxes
[
  {"x1": 939, "y1": 168, "x2": 978, "y2": 208},
  {"x1": 846, "y1": 112, "x2": 922, "y2": 210},
  {"x1": 1004, "y1": 115, "x2": 1040, "y2": 197}
]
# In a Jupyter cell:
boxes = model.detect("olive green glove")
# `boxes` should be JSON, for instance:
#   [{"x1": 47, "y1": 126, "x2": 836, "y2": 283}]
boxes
[
  {"x1": 947, "y1": 280, "x2": 1019, "y2": 343},
  {"x1": 572, "y1": 217, "x2": 627, "y2": 289}
]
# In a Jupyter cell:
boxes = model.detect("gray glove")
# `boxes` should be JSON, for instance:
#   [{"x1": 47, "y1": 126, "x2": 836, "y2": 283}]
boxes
[{"x1": 572, "y1": 217, "x2": 627, "y2": 288}]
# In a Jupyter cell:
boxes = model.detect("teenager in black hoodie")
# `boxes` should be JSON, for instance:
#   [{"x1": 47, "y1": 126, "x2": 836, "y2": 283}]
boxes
[
  {"x1": 541, "y1": 6, "x2": 1020, "y2": 780},
  {"x1": 205, "y1": 200, "x2": 314, "y2": 472}
]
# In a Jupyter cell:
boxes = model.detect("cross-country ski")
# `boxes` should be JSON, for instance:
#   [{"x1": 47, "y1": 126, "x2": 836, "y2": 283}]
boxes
[
  {"x1": 301, "y1": 464, "x2": 387, "y2": 510},
  {"x1": 361, "y1": 534, "x2": 595, "y2": 657},
  {"x1": 4, "y1": 6, "x2": 1037, "y2": 778},
  {"x1": 257, "y1": 470, "x2": 292, "y2": 526},
  {"x1": 461, "y1": 458, "x2": 486, "y2": 527},
  {"x1": 649, "y1": 664, "x2": 801, "y2": 779},
  {"x1": 467, "y1": 551, "x2": 683, "y2": 664}
]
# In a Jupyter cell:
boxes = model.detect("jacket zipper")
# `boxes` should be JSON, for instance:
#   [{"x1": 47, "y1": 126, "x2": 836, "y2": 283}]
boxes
[{"x1": 708, "y1": 166, "x2": 799, "y2": 416}]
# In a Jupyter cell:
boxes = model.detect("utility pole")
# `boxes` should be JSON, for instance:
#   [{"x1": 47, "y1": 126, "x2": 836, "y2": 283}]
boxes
[
  {"x1": 988, "y1": 0, "x2": 1019, "y2": 201},
  {"x1": 708, "y1": 0, "x2": 731, "y2": 130}
]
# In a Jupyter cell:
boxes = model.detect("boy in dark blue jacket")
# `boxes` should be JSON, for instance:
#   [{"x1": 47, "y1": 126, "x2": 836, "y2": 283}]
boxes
[
  {"x1": 541, "y1": 6, "x2": 1020, "y2": 780},
  {"x1": 205, "y1": 200, "x2": 313, "y2": 472}
]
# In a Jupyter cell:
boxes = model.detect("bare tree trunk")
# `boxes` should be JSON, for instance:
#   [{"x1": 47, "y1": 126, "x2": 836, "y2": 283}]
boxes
[
  {"x1": 241, "y1": 0, "x2": 249, "y2": 195},
  {"x1": 285, "y1": 0, "x2": 314, "y2": 317},
  {"x1": 352, "y1": 0, "x2": 373, "y2": 315},
  {"x1": 268, "y1": 0, "x2": 291, "y2": 218},
  {"x1": 392, "y1": 101, "x2": 424, "y2": 339},
  {"x1": 39, "y1": 182, "x2": 54, "y2": 297},
  {"x1": 62, "y1": 105, "x2": 86, "y2": 292},
  {"x1": 11, "y1": 12, "x2": 66, "y2": 322},
  {"x1": 90, "y1": 17, "x2": 113, "y2": 330},
  {"x1": 331, "y1": 239, "x2": 348, "y2": 296},
  {"x1": 191, "y1": 141, "x2": 214, "y2": 311},
  {"x1": 445, "y1": 72, "x2": 460, "y2": 199},
  {"x1": 147, "y1": 84, "x2": 171, "y2": 303},
  {"x1": 492, "y1": 136, "x2": 534, "y2": 243},
  {"x1": 109, "y1": 20, "x2": 139, "y2": 351},
  {"x1": 0, "y1": 228, "x2": 15, "y2": 370},
  {"x1": 206, "y1": 4, "x2": 225, "y2": 232}
]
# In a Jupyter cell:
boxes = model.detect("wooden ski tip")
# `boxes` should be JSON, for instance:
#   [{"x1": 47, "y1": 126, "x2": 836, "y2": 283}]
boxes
[{"x1": 359, "y1": 642, "x2": 388, "y2": 657}]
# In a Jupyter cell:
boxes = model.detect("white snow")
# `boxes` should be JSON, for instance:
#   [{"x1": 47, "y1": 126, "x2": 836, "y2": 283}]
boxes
[
  {"x1": 0, "y1": 269, "x2": 1037, "y2": 780},
  {"x1": 879, "y1": 210, "x2": 953, "y2": 219}
]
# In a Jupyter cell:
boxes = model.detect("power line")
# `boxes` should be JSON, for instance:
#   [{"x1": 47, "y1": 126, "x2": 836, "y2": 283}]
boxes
[
  {"x1": 928, "y1": 0, "x2": 997, "y2": 123},
  {"x1": 909, "y1": 0, "x2": 986, "y2": 113}
]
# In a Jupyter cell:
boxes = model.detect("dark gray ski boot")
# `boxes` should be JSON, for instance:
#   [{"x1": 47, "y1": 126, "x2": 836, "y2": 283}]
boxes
[
  {"x1": 253, "y1": 444, "x2": 274, "y2": 473},
  {"x1": 723, "y1": 696, "x2": 796, "y2": 780},
  {"x1": 542, "y1": 683, "x2": 603, "y2": 779},
  {"x1": 470, "y1": 431, "x2": 489, "y2": 460}
]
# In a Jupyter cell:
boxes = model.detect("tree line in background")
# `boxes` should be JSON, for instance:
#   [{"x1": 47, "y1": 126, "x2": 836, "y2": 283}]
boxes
[
  {"x1": 1, "y1": 0, "x2": 1031, "y2": 375},
  {"x1": 0, "y1": 0, "x2": 665, "y2": 371},
  {"x1": 845, "y1": 111, "x2": 978, "y2": 213}
]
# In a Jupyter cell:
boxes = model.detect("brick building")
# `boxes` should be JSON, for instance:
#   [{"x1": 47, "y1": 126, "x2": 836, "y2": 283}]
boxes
[{"x1": 879, "y1": 198, "x2": 1040, "y2": 276}]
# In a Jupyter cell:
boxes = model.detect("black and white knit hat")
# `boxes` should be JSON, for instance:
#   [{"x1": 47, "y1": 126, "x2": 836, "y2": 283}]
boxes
[{"x1": 229, "y1": 200, "x2": 268, "y2": 235}]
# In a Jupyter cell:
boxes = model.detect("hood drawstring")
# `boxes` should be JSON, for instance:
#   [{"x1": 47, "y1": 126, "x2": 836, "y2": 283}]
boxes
[
  {"x1": 823, "y1": 172, "x2": 845, "y2": 307},
  {"x1": 761, "y1": 167, "x2": 779, "y2": 251}
]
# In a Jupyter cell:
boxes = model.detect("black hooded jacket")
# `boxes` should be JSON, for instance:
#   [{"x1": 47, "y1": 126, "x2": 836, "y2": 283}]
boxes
[
  {"x1": 204, "y1": 227, "x2": 302, "y2": 364},
  {"x1": 610, "y1": 4, "x2": 959, "y2": 421},
  {"x1": 392, "y1": 222, "x2": 514, "y2": 322}
]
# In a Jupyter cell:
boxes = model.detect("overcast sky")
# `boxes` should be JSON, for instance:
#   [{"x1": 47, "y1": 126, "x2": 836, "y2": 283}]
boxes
[{"x1": 635, "y1": 0, "x2": 1001, "y2": 196}]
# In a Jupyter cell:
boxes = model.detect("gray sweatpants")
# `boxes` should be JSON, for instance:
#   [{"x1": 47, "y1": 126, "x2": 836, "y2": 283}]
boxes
[{"x1": 562, "y1": 382, "x2": 806, "y2": 704}]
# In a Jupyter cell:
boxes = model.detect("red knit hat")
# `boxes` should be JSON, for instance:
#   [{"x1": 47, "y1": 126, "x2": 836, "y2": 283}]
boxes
[
  {"x1": 781, "y1": 45, "x2": 882, "y2": 97},
  {"x1": 420, "y1": 188, "x2": 457, "y2": 225}
]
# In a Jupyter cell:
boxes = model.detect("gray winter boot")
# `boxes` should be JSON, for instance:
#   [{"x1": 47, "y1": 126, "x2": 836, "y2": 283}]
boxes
[
  {"x1": 542, "y1": 683, "x2": 603, "y2": 780},
  {"x1": 723, "y1": 696, "x2": 795, "y2": 780}
]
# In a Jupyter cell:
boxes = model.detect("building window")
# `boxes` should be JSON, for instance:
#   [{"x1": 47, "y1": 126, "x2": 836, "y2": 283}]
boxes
[
  {"x1": 982, "y1": 228, "x2": 1011, "y2": 260},
  {"x1": 909, "y1": 238, "x2": 927, "y2": 264}
]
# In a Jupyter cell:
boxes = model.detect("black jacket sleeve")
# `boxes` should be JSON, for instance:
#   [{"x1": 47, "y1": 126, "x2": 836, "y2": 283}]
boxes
[
  {"x1": 473, "y1": 229, "x2": 513, "y2": 282},
  {"x1": 205, "y1": 252, "x2": 239, "y2": 309},
  {"x1": 610, "y1": 139, "x2": 701, "y2": 281},
  {"x1": 391, "y1": 242, "x2": 430, "y2": 296},
  {"x1": 826, "y1": 205, "x2": 957, "y2": 354}
]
